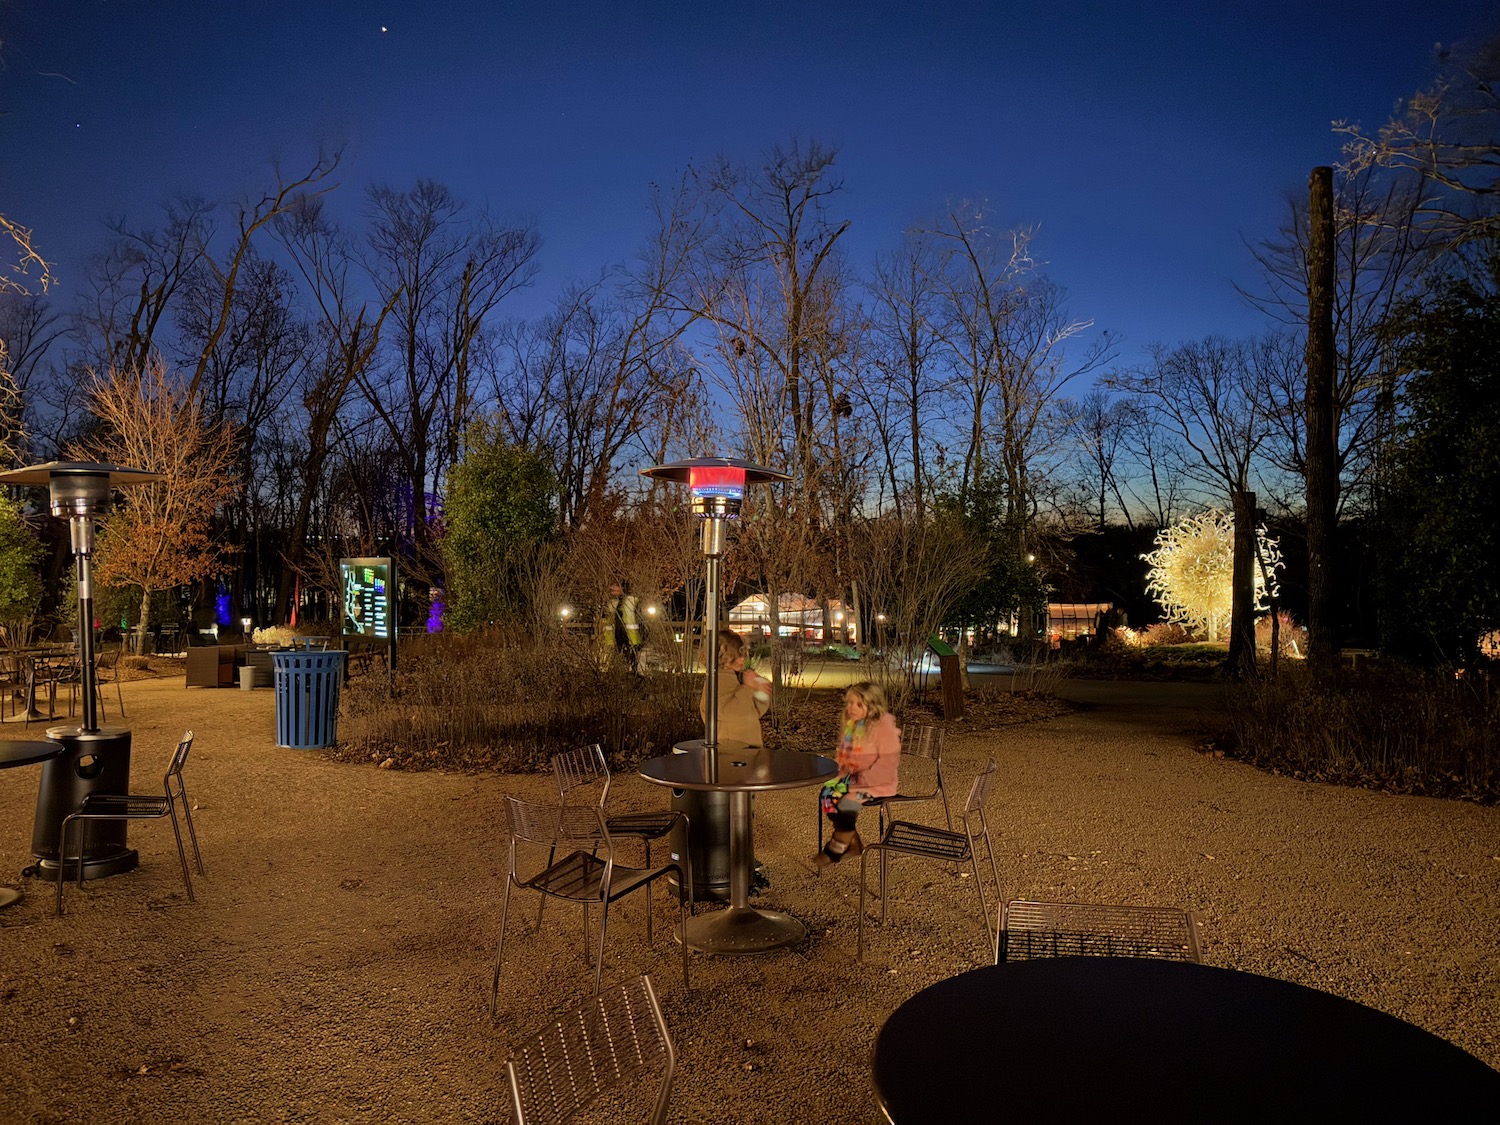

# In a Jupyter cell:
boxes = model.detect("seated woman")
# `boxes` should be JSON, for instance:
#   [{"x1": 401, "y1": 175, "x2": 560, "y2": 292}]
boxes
[{"x1": 816, "y1": 681, "x2": 900, "y2": 866}]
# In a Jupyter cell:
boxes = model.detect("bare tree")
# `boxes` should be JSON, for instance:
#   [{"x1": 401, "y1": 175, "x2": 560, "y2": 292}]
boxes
[
  {"x1": 0, "y1": 213, "x2": 52, "y2": 296},
  {"x1": 682, "y1": 139, "x2": 861, "y2": 679},
  {"x1": 1062, "y1": 387, "x2": 1136, "y2": 531},
  {"x1": 928, "y1": 206, "x2": 1114, "y2": 531},
  {"x1": 71, "y1": 356, "x2": 237, "y2": 640},
  {"x1": 924, "y1": 203, "x2": 1114, "y2": 651},
  {"x1": 1335, "y1": 34, "x2": 1500, "y2": 254},
  {"x1": 1111, "y1": 337, "x2": 1276, "y2": 677},
  {"x1": 862, "y1": 230, "x2": 946, "y2": 520},
  {"x1": 1240, "y1": 164, "x2": 1430, "y2": 511},
  {"x1": 272, "y1": 197, "x2": 398, "y2": 625},
  {"x1": 360, "y1": 180, "x2": 540, "y2": 582},
  {"x1": 847, "y1": 509, "x2": 987, "y2": 707},
  {"x1": 495, "y1": 283, "x2": 694, "y2": 529}
]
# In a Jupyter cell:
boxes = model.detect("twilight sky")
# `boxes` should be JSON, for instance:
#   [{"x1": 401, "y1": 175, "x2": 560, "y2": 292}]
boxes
[{"x1": 3, "y1": 0, "x2": 1497, "y2": 372}]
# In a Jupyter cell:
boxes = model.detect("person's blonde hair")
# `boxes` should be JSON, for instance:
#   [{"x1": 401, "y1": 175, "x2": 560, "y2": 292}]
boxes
[
  {"x1": 715, "y1": 628, "x2": 745, "y2": 668},
  {"x1": 846, "y1": 681, "x2": 889, "y2": 721}
]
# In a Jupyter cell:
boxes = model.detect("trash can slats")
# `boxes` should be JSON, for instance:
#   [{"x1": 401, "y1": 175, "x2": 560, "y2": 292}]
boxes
[{"x1": 272, "y1": 650, "x2": 346, "y2": 749}]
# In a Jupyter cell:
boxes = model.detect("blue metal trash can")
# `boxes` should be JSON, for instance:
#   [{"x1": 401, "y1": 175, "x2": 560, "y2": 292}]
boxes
[{"x1": 273, "y1": 648, "x2": 347, "y2": 749}]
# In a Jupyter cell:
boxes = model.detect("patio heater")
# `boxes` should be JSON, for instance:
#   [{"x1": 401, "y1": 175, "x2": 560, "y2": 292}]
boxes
[
  {"x1": 640, "y1": 457, "x2": 788, "y2": 900},
  {"x1": 0, "y1": 461, "x2": 162, "y2": 880}
]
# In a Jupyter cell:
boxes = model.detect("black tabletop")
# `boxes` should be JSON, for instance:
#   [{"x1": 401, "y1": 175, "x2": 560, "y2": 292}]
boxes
[
  {"x1": 639, "y1": 745, "x2": 838, "y2": 792},
  {"x1": 0, "y1": 739, "x2": 64, "y2": 768},
  {"x1": 872, "y1": 958, "x2": 1500, "y2": 1121}
]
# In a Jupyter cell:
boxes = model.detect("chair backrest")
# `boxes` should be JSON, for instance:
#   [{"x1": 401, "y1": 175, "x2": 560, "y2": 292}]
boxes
[
  {"x1": 506, "y1": 973, "x2": 675, "y2": 1125},
  {"x1": 165, "y1": 731, "x2": 195, "y2": 786},
  {"x1": 504, "y1": 794, "x2": 608, "y2": 846},
  {"x1": 960, "y1": 757, "x2": 997, "y2": 823},
  {"x1": 551, "y1": 744, "x2": 610, "y2": 807},
  {"x1": 999, "y1": 900, "x2": 1204, "y2": 963},
  {"x1": 903, "y1": 723, "x2": 943, "y2": 763}
]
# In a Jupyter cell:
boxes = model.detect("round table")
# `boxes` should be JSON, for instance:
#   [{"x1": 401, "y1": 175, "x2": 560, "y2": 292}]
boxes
[
  {"x1": 872, "y1": 958, "x2": 1500, "y2": 1120},
  {"x1": 639, "y1": 742, "x2": 837, "y2": 954},
  {"x1": 0, "y1": 739, "x2": 65, "y2": 908}
]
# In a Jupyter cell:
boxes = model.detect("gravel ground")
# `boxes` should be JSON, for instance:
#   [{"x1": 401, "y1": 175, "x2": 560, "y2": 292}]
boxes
[{"x1": 1, "y1": 675, "x2": 1497, "y2": 1123}]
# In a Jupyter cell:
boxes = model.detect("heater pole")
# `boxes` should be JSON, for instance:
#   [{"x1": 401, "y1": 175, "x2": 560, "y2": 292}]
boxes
[{"x1": 72, "y1": 516, "x2": 100, "y2": 733}]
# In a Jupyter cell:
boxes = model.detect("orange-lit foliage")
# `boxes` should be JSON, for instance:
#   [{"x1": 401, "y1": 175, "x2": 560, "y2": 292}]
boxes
[{"x1": 72, "y1": 356, "x2": 237, "y2": 632}]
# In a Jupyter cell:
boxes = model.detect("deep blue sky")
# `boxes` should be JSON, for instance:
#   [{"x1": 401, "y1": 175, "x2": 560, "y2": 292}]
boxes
[{"x1": 4, "y1": 1, "x2": 1497, "y2": 372}]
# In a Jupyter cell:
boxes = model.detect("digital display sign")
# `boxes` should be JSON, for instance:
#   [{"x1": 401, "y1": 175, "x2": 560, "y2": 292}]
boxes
[{"x1": 341, "y1": 557, "x2": 394, "y2": 640}]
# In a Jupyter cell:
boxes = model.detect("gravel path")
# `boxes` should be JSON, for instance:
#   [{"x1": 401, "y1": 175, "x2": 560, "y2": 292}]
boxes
[{"x1": 1, "y1": 676, "x2": 1496, "y2": 1122}]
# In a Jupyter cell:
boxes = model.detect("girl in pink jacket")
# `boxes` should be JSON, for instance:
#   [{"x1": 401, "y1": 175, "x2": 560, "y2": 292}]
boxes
[{"x1": 816, "y1": 681, "x2": 901, "y2": 866}]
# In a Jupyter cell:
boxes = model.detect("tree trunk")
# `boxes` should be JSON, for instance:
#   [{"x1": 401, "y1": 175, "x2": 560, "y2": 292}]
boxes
[
  {"x1": 1304, "y1": 166, "x2": 1339, "y2": 675},
  {"x1": 138, "y1": 587, "x2": 153, "y2": 655},
  {"x1": 1228, "y1": 489, "x2": 1258, "y2": 681}
]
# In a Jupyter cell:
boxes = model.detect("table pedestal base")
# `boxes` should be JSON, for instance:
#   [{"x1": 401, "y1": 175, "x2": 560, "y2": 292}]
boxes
[{"x1": 679, "y1": 906, "x2": 807, "y2": 954}]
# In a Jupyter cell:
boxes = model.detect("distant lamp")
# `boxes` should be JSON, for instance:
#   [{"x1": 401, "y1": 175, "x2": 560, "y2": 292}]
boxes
[{"x1": 559, "y1": 605, "x2": 573, "y2": 620}]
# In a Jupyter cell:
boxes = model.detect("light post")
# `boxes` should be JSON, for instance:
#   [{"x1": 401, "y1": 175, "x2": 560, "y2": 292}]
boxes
[{"x1": 0, "y1": 461, "x2": 162, "y2": 880}]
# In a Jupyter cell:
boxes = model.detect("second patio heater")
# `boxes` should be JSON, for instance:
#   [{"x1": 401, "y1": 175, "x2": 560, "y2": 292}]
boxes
[{"x1": 0, "y1": 461, "x2": 162, "y2": 880}]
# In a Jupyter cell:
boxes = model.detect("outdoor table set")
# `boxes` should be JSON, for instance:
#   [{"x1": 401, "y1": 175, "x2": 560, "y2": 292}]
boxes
[
  {"x1": 1, "y1": 644, "x2": 80, "y2": 723},
  {"x1": 638, "y1": 741, "x2": 837, "y2": 954}
]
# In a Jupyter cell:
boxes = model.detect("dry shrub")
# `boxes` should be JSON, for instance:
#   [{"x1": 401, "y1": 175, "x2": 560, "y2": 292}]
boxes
[
  {"x1": 1224, "y1": 664, "x2": 1499, "y2": 803},
  {"x1": 1254, "y1": 612, "x2": 1308, "y2": 656},
  {"x1": 1143, "y1": 622, "x2": 1194, "y2": 645},
  {"x1": 336, "y1": 627, "x2": 701, "y2": 772}
]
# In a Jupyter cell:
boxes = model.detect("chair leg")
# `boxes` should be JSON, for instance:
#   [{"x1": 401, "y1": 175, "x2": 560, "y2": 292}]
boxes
[
  {"x1": 967, "y1": 849, "x2": 994, "y2": 953},
  {"x1": 593, "y1": 901, "x2": 611, "y2": 998},
  {"x1": 165, "y1": 808, "x2": 195, "y2": 902},
  {"x1": 490, "y1": 879, "x2": 514, "y2": 1015},
  {"x1": 176, "y1": 781, "x2": 205, "y2": 876},
  {"x1": 880, "y1": 848, "x2": 891, "y2": 927},
  {"x1": 677, "y1": 871, "x2": 690, "y2": 989},
  {"x1": 857, "y1": 850, "x2": 872, "y2": 961},
  {"x1": 56, "y1": 815, "x2": 77, "y2": 915},
  {"x1": 534, "y1": 843, "x2": 557, "y2": 929},
  {"x1": 643, "y1": 876, "x2": 653, "y2": 946}
]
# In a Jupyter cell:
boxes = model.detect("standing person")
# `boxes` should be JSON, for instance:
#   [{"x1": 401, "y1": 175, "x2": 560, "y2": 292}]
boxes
[
  {"x1": 699, "y1": 628, "x2": 770, "y2": 747},
  {"x1": 606, "y1": 581, "x2": 644, "y2": 674},
  {"x1": 816, "y1": 681, "x2": 901, "y2": 867}
]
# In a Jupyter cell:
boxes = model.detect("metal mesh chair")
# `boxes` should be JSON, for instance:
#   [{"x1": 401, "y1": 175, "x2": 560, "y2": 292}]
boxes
[
  {"x1": 554, "y1": 744, "x2": 686, "y2": 864},
  {"x1": 93, "y1": 639, "x2": 127, "y2": 720},
  {"x1": 857, "y1": 758, "x2": 1001, "y2": 961},
  {"x1": 492, "y1": 796, "x2": 691, "y2": 1013},
  {"x1": 57, "y1": 731, "x2": 203, "y2": 914},
  {"x1": 505, "y1": 973, "x2": 675, "y2": 1125},
  {"x1": 816, "y1": 722, "x2": 951, "y2": 852},
  {"x1": 541, "y1": 744, "x2": 688, "y2": 927},
  {"x1": 997, "y1": 900, "x2": 1204, "y2": 964}
]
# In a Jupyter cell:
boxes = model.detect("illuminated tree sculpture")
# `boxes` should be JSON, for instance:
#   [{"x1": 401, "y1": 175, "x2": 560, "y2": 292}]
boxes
[{"x1": 1143, "y1": 510, "x2": 1281, "y2": 642}]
